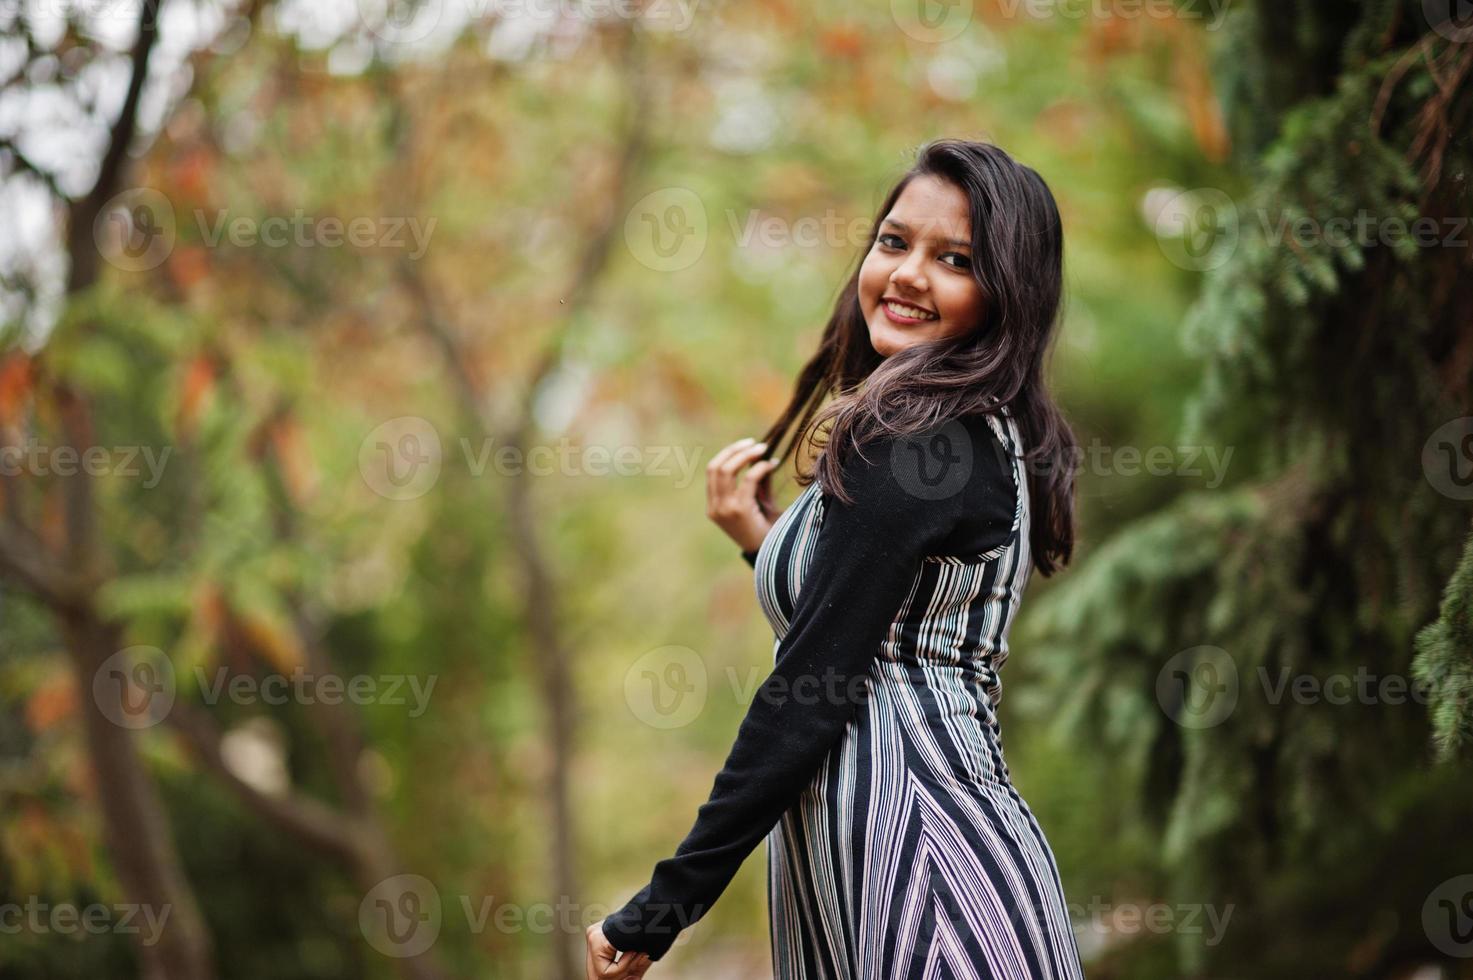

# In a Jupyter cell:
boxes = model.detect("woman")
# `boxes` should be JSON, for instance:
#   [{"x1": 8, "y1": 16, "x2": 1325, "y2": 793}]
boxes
[{"x1": 586, "y1": 139, "x2": 1085, "y2": 979}]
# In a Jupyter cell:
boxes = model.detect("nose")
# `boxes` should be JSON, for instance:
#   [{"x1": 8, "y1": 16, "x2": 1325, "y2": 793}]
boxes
[{"x1": 890, "y1": 249, "x2": 928, "y2": 295}]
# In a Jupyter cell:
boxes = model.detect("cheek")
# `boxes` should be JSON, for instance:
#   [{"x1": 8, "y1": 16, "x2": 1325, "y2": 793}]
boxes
[
  {"x1": 939, "y1": 280, "x2": 984, "y2": 326},
  {"x1": 857, "y1": 251, "x2": 887, "y2": 303}
]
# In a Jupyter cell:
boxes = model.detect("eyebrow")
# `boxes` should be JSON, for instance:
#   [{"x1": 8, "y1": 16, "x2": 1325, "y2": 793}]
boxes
[{"x1": 880, "y1": 218, "x2": 972, "y2": 250}]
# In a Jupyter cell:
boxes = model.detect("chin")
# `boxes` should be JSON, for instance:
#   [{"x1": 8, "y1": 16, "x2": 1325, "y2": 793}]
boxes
[{"x1": 866, "y1": 328, "x2": 897, "y2": 358}]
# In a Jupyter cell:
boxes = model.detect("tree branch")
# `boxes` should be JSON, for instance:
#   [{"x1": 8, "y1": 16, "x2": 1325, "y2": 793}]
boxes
[
  {"x1": 0, "y1": 137, "x2": 68, "y2": 201},
  {"x1": 65, "y1": 0, "x2": 165, "y2": 294},
  {"x1": 0, "y1": 523, "x2": 87, "y2": 610},
  {"x1": 165, "y1": 701, "x2": 369, "y2": 866}
]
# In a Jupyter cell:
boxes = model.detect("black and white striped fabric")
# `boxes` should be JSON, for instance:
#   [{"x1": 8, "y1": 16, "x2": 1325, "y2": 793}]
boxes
[{"x1": 755, "y1": 412, "x2": 1085, "y2": 979}]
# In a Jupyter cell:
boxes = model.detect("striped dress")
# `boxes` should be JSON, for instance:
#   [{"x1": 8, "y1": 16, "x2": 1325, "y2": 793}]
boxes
[
  {"x1": 601, "y1": 410, "x2": 1082, "y2": 977},
  {"x1": 756, "y1": 412, "x2": 1083, "y2": 979}
]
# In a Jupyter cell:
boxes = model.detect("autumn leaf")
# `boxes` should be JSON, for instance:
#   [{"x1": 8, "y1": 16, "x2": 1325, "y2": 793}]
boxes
[
  {"x1": 818, "y1": 25, "x2": 865, "y2": 60},
  {"x1": 168, "y1": 243, "x2": 214, "y2": 293},
  {"x1": 269, "y1": 411, "x2": 319, "y2": 505},
  {"x1": 26, "y1": 671, "x2": 77, "y2": 733},
  {"x1": 0, "y1": 350, "x2": 32, "y2": 419},
  {"x1": 177, "y1": 353, "x2": 217, "y2": 439}
]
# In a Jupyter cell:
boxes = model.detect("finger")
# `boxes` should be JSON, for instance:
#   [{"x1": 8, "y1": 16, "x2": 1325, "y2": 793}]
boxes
[
  {"x1": 714, "y1": 441, "x2": 764, "y2": 482},
  {"x1": 741, "y1": 457, "x2": 778, "y2": 488},
  {"x1": 599, "y1": 951, "x2": 634, "y2": 979},
  {"x1": 707, "y1": 439, "x2": 755, "y2": 503},
  {"x1": 710, "y1": 440, "x2": 764, "y2": 502},
  {"x1": 739, "y1": 460, "x2": 779, "y2": 506},
  {"x1": 719, "y1": 441, "x2": 768, "y2": 477},
  {"x1": 707, "y1": 437, "x2": 755, "y2": 474}
]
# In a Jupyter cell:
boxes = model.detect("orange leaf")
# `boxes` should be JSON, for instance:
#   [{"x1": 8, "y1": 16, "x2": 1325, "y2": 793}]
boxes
[
  {"x1": 26, "y1": 673, "x2": 77, "y2": 733},
  {"x1": 177, "y1": 355, "x2": 216, "y2": 438},
  {"x1": 269, "y1": 412, "x2": 318, "y2": 504},
  {"x1": 196, "y1": 580, "x2": 228, "y2": 639},
  {"x1": 167, "y1": 243, "x2": 213, "y2": 293},
  {"x1": 818, "y1": 25, "x2": 865, "y2": 59},
  {"x1": 0, "y1": 351, "x2": 32, "y2": 419},
  {"x1": 171, "y1": 145, "x2": 216, "y2": 203},
  {"x1": 236, "y1": 609, "x2": 305, "y2": 674}
]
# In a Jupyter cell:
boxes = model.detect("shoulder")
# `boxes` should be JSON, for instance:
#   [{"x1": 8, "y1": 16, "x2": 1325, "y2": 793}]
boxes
[
  {"x1": 833, "y1": 411, "x2": 1011, "y2": 488},
  {"x1": 820, "y1": 412, "x2": 1013, "y2": 537}
]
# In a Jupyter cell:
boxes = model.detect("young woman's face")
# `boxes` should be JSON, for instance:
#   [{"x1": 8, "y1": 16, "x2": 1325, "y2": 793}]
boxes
[{"x1": 857, "y1": 174, "x2": 984, "y2": 358}]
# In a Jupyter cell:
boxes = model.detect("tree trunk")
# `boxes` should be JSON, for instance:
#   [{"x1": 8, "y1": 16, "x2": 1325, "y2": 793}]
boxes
[{"x1": 63, "y1": 612, "x2": 216, "y2": 980}]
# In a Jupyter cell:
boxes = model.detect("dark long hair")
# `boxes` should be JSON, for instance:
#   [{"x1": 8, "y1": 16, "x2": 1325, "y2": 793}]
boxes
[{"x1": 757, "y1": 138, "x2": 1077, "y2": 575}]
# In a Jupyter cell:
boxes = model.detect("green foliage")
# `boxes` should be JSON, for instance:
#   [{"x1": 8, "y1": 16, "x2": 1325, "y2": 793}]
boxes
[
  {"x1": 1414, "y1": 523, "x2": 1473, "y2": 760},
  {"x1": 1024, "y1": 1, "x2": 1473, "y2": 973}
]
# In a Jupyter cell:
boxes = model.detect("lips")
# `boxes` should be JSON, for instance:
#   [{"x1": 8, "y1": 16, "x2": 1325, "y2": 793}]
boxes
[{"x1": 881, "y1": 296, "x2": 938, "y2": 321}]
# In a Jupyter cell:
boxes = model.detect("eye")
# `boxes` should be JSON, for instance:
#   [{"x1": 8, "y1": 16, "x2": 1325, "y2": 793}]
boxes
[
  {"x1": 877, "y1": 233, "x2": 905, "y2": 250},
  {"x1": 941, "y1": 252, "x2": 971, "y2": 270}
]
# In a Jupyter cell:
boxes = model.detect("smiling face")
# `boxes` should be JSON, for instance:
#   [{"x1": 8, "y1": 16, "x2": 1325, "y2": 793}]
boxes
[{"x1": 857, "y1": 174, "x2": 985, "y2": 358}]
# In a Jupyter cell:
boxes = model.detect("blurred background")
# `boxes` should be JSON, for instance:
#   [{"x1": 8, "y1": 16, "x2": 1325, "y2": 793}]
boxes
[{"x1": 1, "y1": 0, "x2": 1471, "y2": 977}]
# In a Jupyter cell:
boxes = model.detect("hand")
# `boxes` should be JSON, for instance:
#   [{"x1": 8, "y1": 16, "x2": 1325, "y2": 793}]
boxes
[
  {"x1": 585, "y1": 923, "x2": 652, "y2": 979},
  {"x1": 706, "y1": 437, "x2": 781, "y2": 553}
]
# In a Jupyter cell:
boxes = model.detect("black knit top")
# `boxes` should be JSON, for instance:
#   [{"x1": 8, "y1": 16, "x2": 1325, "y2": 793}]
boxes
[{"x1": 601, "y1": 413, "x2": 1019, "y2": 960}]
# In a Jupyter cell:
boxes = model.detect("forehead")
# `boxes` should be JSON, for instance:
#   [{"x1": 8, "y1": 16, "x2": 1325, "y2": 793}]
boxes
[{"x1": 882, "y1": 175, "x2": 972, "y2": 243}]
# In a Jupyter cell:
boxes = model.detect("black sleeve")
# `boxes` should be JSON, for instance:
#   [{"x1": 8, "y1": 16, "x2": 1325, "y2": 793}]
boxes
[
  {"x1": 600, "y1": 422, "x2": 990, "y2": 960},
  {"x1": 740, "y1": 548, "x2": 759, "y2": 567}
]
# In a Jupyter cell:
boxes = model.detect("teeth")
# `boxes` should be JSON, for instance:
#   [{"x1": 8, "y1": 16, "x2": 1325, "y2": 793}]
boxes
[{"x1": 886, "y1": 301, "x2": 936, "y2": 320}]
